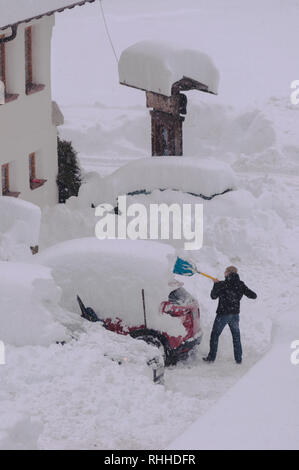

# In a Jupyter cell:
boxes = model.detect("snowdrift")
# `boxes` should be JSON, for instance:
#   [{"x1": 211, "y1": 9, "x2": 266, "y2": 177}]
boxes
[
  {"x1": 35, "y1": 238, "x2": 185, "y2": 336},
  {"x1": 169, "y1": 338, "x2": 299, "y2": 450},
  {"x1": 0, "y1": 324, "x2": 199, "y2": 449},
  {"x1": 0, "y1": 197, "x2": 41, "y2": 260},
  {"x1": 0, "y1": 413, "x2": 42, "y2": 450},
  {"x1": 119, "y1": 40, "x2": 220, "y2": 96},
  {"x1": 0, "y1": 262, "x2": 75, "y2": 346}
]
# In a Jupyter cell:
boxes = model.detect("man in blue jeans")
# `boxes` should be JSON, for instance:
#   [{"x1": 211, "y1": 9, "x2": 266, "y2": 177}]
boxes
[{"x1": 203, "y1": 266, "x2": 257, "y2": 364}]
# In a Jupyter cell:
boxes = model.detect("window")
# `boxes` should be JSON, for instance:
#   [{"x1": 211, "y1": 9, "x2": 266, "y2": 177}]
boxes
[
  {"x1": 0, "y1": 35, "x2": 19, "y2": 104},
  {"x1": 1, "y1": 163, "x2": 20, "y2": 197},
  {"x1": 25, "y1": 27, "x2": 33, "y2": 93},
  {"x1": 25, "y1": 27, "x2": 44, "y2": 95},
  {"x1": 29, "y1": 153, "x2": 46, "y2": 190},
  {"x1": 0, "y1": 36, "x2": 6, "y2": 90},
  {"x1": 29, "y1": 152, "x2": 36, "y2": 182},
  {"x1": 1, "y1": 163, "x2": 9, "y2": 195}
]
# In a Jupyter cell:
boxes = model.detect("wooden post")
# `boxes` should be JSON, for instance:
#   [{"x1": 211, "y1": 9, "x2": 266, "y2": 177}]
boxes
[
  {"x1": 142, "y1": 289, "x2": 147, "y2": 328},
  {"x1": 147, "y1": 91, "x2": 186, "y2": 157}
]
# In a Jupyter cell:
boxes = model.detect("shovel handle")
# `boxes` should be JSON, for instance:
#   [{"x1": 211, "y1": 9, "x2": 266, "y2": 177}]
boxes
[{"x1": 195, "y1": 270, "x2": 219, "y2": 282}]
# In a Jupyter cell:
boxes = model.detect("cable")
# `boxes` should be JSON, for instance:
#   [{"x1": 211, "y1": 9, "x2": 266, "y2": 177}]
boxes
[{"x1": 98, "y1": 0, "x2": 119, "y2": 65}]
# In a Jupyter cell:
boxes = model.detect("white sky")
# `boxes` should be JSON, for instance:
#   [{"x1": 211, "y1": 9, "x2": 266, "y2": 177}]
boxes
[{"x1": 51, "y1": 0, "x2": 299, "y2": 108}]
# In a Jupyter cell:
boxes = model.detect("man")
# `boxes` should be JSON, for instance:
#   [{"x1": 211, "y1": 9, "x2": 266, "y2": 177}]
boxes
[{"x1": 203, "y1": 266, "x2": 257, "y2": 364}]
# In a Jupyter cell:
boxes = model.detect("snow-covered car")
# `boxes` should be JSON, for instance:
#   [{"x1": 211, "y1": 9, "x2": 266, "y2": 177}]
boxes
[
  {"x1": 78, "y1": 157, "x2": 236, "y2": 209},
  {"x1": 35, "y1": 238, "x2": 203, "y2": 365}
]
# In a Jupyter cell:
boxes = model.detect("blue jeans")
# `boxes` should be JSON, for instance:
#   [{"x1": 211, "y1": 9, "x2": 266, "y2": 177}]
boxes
[{"x1": 208, "y1": 314, "x2": 242, "y2": 362}]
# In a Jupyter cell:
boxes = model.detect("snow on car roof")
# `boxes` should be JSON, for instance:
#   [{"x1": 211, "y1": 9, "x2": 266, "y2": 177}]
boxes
[
  {"x1": 35, "y1": 238, "x2": 185, "y2": 336},
  {"x1": 119, "y1": 40, "x2": 220, "y2": 96},
  {"x1": 37, "y1": 237, "x2": 175, "y2": 266},
  {"x1": 0, "y1": 0, "x2": 95, "y2": 30}
]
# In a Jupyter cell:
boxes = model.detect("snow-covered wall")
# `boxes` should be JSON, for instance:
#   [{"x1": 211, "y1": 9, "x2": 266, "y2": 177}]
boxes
[{"x1": 0, "y1": 16, "x2": 58, "y2": 207}]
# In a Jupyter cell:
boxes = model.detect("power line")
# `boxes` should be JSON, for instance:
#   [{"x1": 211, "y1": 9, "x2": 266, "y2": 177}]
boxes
[{"x1": 98, "y1": 0, "x2": 119, "y2": 65}]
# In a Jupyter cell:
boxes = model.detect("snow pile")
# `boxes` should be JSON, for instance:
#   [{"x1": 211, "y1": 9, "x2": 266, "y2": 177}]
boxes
[
  {"x1": 39, "y1": 158, "x2": 236, "y2": 249},
  {"x1": 0, "y1": 197, "x2": 41, "y2": 261},
  {"x1": 0, "y1": 413, "x2": 43, "y2": 450},
  {"x1": 35, "y1": 238, "x2": 185, "y2": 336},
  {"x1": 76, "y1": 171, "x2": 103, "y2": 207},
  {"x1": 0, "y1": 0, "x2": 93, "y2": 28},
  {"x1": 169, "y1": 333, "x2": 299, "y2": 450},
  {"x1": 0, "y1": 262, "x2": 76, "y2": 346},
  {"x1": 119, "y1": 40, "x2": 220, "y2": 96},
  {"x1": 0, "y1": 325, "x2": 200, "y2": 449},
  {"x1": 39, "y1": 201, "x2": 96, "y2": 249}
]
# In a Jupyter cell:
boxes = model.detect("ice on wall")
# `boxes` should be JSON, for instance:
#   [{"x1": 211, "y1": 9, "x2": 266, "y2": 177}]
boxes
[{"x1": 119, "y1": 40, "x2": 220, "y2": 96}]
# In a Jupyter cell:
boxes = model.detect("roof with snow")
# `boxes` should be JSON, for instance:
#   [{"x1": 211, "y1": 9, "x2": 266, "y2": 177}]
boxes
[
  {"x1": 0, "y1": 0, "x2": 95, "y2": 31},
  {"x1": 119, "y1": 41, "x2": 220, "y2": 97}
]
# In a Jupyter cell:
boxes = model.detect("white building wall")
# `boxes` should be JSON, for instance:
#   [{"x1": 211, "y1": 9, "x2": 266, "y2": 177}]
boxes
[{"x1": 0, "y1": 15, "x2": 59, "y2": 207}]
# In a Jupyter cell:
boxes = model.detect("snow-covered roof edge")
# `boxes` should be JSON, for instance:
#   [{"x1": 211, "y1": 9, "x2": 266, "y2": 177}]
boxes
[{"x1": 0, "y1": 0, "x2": 95, "y2": 31}]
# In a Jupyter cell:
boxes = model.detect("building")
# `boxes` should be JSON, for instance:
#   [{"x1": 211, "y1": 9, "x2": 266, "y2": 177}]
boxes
[{"x1": 0, "y1": 0, "x2": 95, "y2": 207}]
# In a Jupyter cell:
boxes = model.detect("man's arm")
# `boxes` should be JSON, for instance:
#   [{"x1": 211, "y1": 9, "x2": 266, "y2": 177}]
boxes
[
  {"x1": 210, "y1": 281, "x2": 224, "y2": 299},
  {"x1": 243, "y1": 284, "x2": 257, "y2": 299}
]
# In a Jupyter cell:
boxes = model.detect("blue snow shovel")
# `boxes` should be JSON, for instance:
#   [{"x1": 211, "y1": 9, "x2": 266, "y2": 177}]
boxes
[{"x1": 173, "y1": 257, "x2": 218, "y2": 282}]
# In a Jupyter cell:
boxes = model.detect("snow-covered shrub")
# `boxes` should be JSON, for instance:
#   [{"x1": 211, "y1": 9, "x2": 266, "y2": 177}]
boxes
[{"x1": 57, "y1": 137, "x2": 82, "y2": 203}]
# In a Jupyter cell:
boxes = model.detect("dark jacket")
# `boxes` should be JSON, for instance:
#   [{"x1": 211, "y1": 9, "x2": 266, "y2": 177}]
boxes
[{"x1": 210, "y1": 272, "x2": 257, "y2": 315}]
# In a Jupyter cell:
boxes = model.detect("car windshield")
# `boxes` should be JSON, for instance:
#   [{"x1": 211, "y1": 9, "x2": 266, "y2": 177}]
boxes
[{"x1": 168, "y1": 287, "x2": 195, "y2": 306}]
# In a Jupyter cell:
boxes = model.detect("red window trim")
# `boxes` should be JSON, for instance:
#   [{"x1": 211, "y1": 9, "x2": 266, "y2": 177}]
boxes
[
  {"x1": 1, "y1": 163, "x2": 9, "y2": 195},
  {"x1": 0, "y1": 35, "x2": 6, "y2": 89},
  {"x1": 0, "y1": 34, "x2": 19, "y2": 105},
  {"x1": 29, "y1": 153, "x2": 47, "y2": 190},
  {"x1": 25, "y1": 26, "x2": 45, "y2": 96},
  {"x1": 29, "y1": 152, "x2": 36, "y2": 181},
  {"x1": 1, "y1": 162, "x2": 20, "y2": 197},
  {"x1": 25, "y1": 26, "x2": 33, "y2": 92}
]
